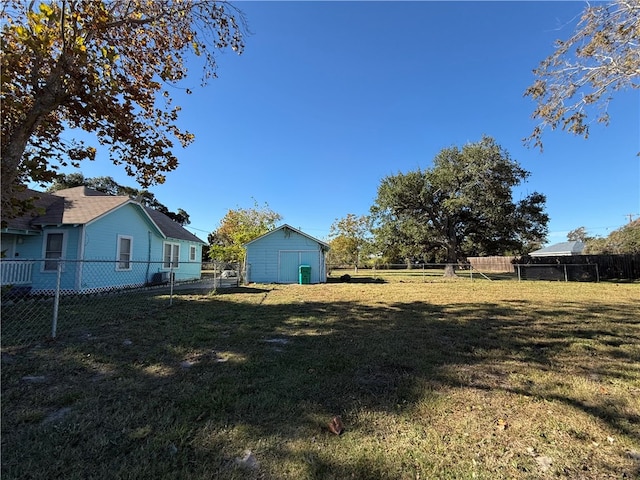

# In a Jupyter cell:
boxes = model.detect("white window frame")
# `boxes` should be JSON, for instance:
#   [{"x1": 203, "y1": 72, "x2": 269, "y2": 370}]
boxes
[
  {"x1": 42, "y1": 230, "x2": 67, "y2": 272},
  {"x1": 189, "y1": 245, "x2": 197, "y2": 262},
  {"x1": 116, "y1": 235, "x2": 133, "y2": 271},
  {"x1": 163, "y1": 242, "x2": 180, "y2": 269}
]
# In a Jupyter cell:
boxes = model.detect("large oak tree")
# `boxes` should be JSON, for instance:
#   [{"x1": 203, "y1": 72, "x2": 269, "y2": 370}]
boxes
[
  {"x1": 370, "y1": 137, "x2": 549, "y2": 276},
  {"x1": 1, "y1": 0, "x2": 245, "y2": 221}
]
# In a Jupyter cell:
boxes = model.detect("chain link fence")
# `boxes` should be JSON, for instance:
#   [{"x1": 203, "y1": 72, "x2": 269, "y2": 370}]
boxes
[
  {"x1": 327, "y1": 262, "x2": 604, "y2": 282},
  {"x1": 1, "y1": 259, "x2": 242, "y2": 348}
]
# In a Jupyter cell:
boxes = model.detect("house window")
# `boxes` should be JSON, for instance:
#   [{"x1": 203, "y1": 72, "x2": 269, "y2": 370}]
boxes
[
  {"x1": 189, "y1": 245, "x2": 197, "y2": 262},
  {"x1": 44, "y1": 232, "x2": 65, "y2": 271},
  {"x1": 117, "y1": 235, "x2": 133, "y2": 271},
  {"x1": 163, "y1": 242, "x2": 180, "y2": 269}
]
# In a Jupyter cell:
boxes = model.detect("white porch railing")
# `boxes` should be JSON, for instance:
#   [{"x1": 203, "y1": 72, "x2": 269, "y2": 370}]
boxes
[{"x1": 1, "y1": 261, "x2": 35, "y2": 286}]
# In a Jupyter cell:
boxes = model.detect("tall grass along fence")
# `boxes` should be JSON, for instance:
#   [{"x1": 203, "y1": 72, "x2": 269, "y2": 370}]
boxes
[{"x1": 1, "y1": 259, "x2": 240, "y2": 348}]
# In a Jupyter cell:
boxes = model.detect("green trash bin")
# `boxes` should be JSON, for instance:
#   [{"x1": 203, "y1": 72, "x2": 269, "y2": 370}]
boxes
[{"x1": 299, "y1": 265, "x2": 311, "y2": 284}]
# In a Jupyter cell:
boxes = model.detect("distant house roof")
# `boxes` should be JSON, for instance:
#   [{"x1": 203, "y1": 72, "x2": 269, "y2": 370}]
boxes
[
  {"x1": 2, "y1": 187, "x2": 204, "y2": 244},
  {"x1": 529, "y1": 241, "x2": 586, "y2": 257},
  {"x1": 244, "y1": 224, "x2": 329, "y2": 249}
]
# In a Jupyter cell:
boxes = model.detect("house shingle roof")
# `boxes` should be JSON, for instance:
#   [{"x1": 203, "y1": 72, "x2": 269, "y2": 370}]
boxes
[
  {"x1": 2, "y1": 189, "x2": 64, "y2": 231},
  {"x1": 143, "y1": 206, "x2": 204, "y2": 244},
  {"x1": 36, "y1": 186, "x2": 130, "y2": 225},
  {"x1": 3, "y1": 187, "x2": 204, "y2": 244}
]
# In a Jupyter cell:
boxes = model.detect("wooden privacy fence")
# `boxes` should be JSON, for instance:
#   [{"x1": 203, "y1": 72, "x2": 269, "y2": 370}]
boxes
[{"x1": 467, "y1": 256, "x2": 516, "y2": 273}]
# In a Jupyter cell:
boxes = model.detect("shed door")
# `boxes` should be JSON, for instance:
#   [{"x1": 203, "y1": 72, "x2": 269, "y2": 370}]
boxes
[{"x1": 279, "y1": 250, "x2": 319, "y2": 283}]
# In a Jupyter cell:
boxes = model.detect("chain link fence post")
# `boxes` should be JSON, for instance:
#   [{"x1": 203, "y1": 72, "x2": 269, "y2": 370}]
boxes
[
  {"x1": 169, "y1": 267, "x2": 175, "y2": 306},
  {"x1": 51, "y1": 260, "x2": 63, "y2": 338}
]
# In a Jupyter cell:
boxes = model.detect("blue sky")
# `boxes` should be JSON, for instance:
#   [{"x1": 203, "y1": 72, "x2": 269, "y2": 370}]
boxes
[{"x1": 63, "y1": 1, "x2": 639, "y2": 245}]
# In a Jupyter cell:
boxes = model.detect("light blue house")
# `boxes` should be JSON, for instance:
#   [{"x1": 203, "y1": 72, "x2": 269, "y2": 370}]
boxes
[
  {"x1": 244, "y1": 224, "x2": 329, "y2": 284},
  {"x1": 1, "y1": 187, "x2": 205, "y2": 294}
]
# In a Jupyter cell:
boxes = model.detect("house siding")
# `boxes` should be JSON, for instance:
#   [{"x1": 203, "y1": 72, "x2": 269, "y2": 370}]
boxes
[
  {"x1": 14, "y1": 226, "x2": 82, "y2": 292},
  {"x1": 78, "y1": 204, "x2": 156, "y2": 290},
  {"x1": 80, "y1": 204, "x2": 202, "y2": 289},
  {"x1": 156, "y1": 238, "x2": 203, "y2": 283},
  {"x1": 2, "y1": 188, "x2": 204, "y2": 293},
  {"x1": 246, "y1": 227, "x2": 327, "y2": 284},
  {"x1": 2, "y1": 204, "x2": 202, "y2": 293}
]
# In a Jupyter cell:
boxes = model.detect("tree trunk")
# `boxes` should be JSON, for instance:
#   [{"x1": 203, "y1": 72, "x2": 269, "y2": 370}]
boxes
[
  {"x1": 443, "y1": 263, "x2": 457, "y2": 277},
  {"x1": 442, "y1": 220, "x2": 458, "y2": 277},
  {"x1": 1, "y1": 63, "x2": 67, "y2": 219}
]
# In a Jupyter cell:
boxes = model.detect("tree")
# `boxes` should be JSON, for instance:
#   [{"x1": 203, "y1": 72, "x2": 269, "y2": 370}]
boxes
[
  {"x1": 47, "y1": 173, "x2": 191, "y2": 225},
  {"x1": 208, "y1": 202, "x2": 282, "y2": 263},
  {"x1": 327, "y1": 214, "x2": 372, "y2": 270},
  {"x1": 584, "y1": 219, "x2": 640, "y2": 254},
  {"x1": 1, "y1": 0, "x2": 245, "y2": 221},
  {"x1": 370, "y1": 137, "x2": 549, "y2": 276},
  {"x1": 525, "y1": 0, "x2": 640, "y2": 150},
  {"x1": 567, "y1": 226, "x2": 592, "y2": 242}
]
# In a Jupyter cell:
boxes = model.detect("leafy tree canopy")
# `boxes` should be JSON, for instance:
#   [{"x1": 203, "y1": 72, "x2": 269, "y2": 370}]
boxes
[
  {"x1": 208, "y1": 202, "x2": 282, "y2": 262},
  {"x1": 1, "y1": 0, "x2": 245, "y2": 221},
  {"x1": 525, "y1": 0, "x2": 639, "y2": 149},
  {"x1": 584, "y1": 220, "x2": 640, "y2": 254},
  {"x1": 327, "y1": 213, "x2": 372, "y2": 268},
  {"x1": 567, "y1": 226, "x2": 593, "y2": 242},
  {"x1": 47, "y1": 173, "x2": 190, "y2": 225},
  {"x1": 370, "y1": 136, "x2": 549, "y2": 275}
]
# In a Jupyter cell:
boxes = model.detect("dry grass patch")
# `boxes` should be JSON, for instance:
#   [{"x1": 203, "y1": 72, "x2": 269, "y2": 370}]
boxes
[{"x1": 2, "y1": 280, "x2": 639, "y2": 479}]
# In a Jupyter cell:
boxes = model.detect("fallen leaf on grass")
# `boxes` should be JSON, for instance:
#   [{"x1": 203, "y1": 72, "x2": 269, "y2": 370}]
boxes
[
  {"x1": 328, "y1": 416, "x2": 344, "y2": 435},
  {"x1": 535, "y1": 455, "x2": 553, "y2": 472},
  {"x1": 495, "y1": 418, "x2": 508, "y2": 431}
]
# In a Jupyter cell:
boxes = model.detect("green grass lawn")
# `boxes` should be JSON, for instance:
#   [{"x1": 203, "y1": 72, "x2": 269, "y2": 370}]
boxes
[{"x1": 2, "y1": 280, "x2": 639, "y2": 479}]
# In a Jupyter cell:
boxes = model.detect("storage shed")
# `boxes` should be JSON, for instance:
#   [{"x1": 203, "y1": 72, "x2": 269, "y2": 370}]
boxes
[{"x1": 244, "y1": 224, "x2": 329, "y2": 284}]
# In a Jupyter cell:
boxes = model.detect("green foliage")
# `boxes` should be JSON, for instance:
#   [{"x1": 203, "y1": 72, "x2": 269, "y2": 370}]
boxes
[
  {"x1": 585, "y1": 220, "x2": 640, "y2": 254},
  {"x1": 208, "y1": 201, "x2": 282, "y2": 262},
  {"x1": 370, "y1": 136, "x2": 549, "y2": 266},
  {"x1": 567, "y1": 226, "x2": 593, "y2": 242},
  {"x1": 327, "y1": 214, "x2": 372, "y2": 267}
]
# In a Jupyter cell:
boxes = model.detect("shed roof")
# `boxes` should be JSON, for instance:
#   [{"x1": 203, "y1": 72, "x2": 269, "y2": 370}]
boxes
[
  {"x1": 529, "y1": 241, "x2": 585, "y2": 257},
  {"x1": 244, "y1": 224, "x2": 329, "y2": 248}
]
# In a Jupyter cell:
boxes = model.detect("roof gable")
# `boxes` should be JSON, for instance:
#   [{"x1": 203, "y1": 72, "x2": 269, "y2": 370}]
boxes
[
  {"x1": 244, "y1": 224, "x2": 329, "y2": 248},
  {"x1": 2, "y1": 187, "x2": 203, "y2": 244},
  {"x1": 39, "y1": 187, "x2": 131, "y2": 225}
]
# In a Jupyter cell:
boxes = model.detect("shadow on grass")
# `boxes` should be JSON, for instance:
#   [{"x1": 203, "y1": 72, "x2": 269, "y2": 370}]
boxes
[
  {"x1": 326, "y1": 276, "x2": 387, "y2": 284},
  {"x1": 2, "y1": 287, "x2": 639, "y2": 479}
]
